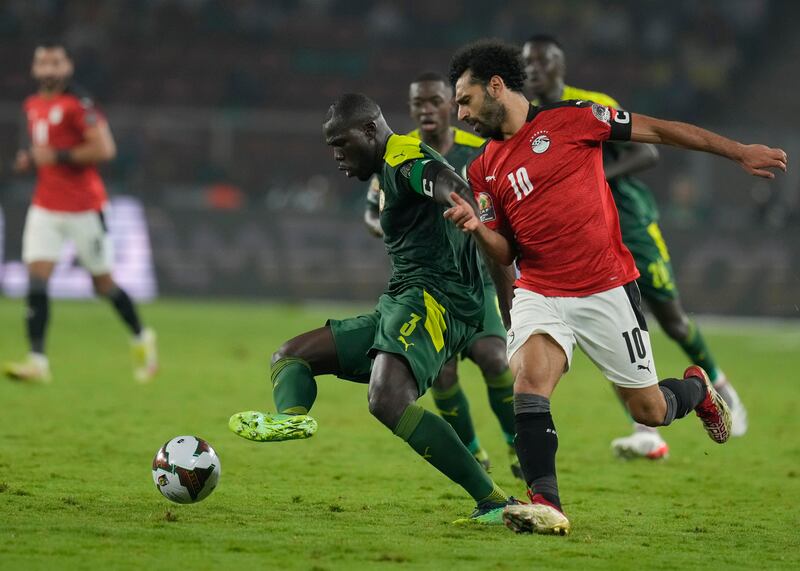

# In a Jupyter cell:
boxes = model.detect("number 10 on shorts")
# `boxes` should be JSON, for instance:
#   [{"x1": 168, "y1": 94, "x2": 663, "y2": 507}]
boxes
[{"x1": 622, "y1": 327, "x2": 647, "y2": 363}]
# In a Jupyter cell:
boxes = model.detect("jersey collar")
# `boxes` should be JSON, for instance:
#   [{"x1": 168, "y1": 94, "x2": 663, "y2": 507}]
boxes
[{"x1": 526, "y1": 104, "x2": 539, "y2": 123}]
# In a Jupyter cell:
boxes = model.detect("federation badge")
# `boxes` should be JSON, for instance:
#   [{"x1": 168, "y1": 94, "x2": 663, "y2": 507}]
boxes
[
  {"x1": 591, "y1": 103, "x2": 611, "y2": 124},
  {"x1": 531, "y1": 131, "x2": 551, "y2": 154},
  {"x1": 399, "y1": 162, "x2": 413, "y2": 179},
  {"x1": 478, "y1": 192, "x2": 495, "y2": 223}
]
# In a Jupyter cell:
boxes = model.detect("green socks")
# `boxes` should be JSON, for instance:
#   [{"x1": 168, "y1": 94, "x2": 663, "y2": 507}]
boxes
[
  {"x1": 394, "y1": 404, "x2": 506, "y2": 503},
  {"x1": 485, "y1": 369, "x2": 516, "y2": 445},
  {"x1": 271, "y1": 357, "x2": 317, "y2": 414},
  {"x1": 432, "y1": 383, "x2": 479, "y2": 451},
  {"x1": 678, "y1": 320, "x2": 721, "y2": 383}
]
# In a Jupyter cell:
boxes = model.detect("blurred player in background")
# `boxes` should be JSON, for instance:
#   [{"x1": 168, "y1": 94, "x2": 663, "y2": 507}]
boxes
[
  {"x1": 447, "y1": 39, "x2": 785, "y2": 534},
  {"x1": 4, "y1": 41, "x2": 157, "y2": 383},
  {"x1": 522, "y1": 34, "x2": 749, "y2": 460},
  {"x1": 230, "y1": 93, "x2": 521, "y2": 524},
  {"x1": 364, "y1": 72, "x2": 518, "y2": 478}
]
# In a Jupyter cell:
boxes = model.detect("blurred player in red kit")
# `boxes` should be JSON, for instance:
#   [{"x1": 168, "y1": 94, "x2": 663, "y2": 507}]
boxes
[{"x1": 4, "y1": 41, "x2": 157, "y2": 384}]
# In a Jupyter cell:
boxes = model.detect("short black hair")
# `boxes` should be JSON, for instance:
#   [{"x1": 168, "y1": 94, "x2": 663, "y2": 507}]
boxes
[
  {"x1": 523, "y1": 34, "x2": 563, "y2": 50},
  {"x1": 412, "y1": 71, "x2": 447, "y2": 85},
  {"x1": 324, "y1": 93, "x2": 381, "y2": 126},
  {"x1": 34, "y1": 39, "x2": 71, "y2": 58},
  {"x1": 448, "y1": 39, "x2": 525, "y2": 93}
]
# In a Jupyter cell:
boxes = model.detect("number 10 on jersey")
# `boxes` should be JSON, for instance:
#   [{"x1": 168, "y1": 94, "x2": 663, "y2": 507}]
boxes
[{"x1": 508, "y1": 167, "x2": 534, "y2": 201}]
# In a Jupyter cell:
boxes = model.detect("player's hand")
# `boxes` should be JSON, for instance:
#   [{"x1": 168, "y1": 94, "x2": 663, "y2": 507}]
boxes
[
  {"x1": 29, "y1": 145, "x2": 58, "y2": 167},
  {"x1": 12, "y1": 149, "x2": 31, "y2": 173},
  {"x1": 738, "y1": 144, "x2": 788, "y2": 179},
  {"x1": 444, "y1": 192, "x2": 481, "y2": 232}
]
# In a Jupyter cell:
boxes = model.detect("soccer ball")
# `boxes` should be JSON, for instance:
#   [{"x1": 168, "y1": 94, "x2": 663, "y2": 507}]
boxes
[{"x1": 152, "y1": 436, "x2": 221, "y2": 504}]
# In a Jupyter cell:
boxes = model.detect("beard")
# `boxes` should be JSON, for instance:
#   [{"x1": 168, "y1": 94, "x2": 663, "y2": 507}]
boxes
[
  {"x1": 36, "y1": 75, "x2": 67, "y2": 92},
  {"x1": 471, "y1": 94, "x2": 506, "y2": 141}
]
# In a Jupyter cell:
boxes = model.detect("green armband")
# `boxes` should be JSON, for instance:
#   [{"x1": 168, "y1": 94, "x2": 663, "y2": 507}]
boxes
[{"x1": 406, "y1": 159, "x2": 448, "y2": 198}]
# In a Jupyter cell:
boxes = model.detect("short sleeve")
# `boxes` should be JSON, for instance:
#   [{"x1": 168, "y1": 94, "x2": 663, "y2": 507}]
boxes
[
  {"x1": 573, "y1": 103, "x2": 632, "y2": 143},
  {"x1": 467, "y1": 155, "x2": 503, "y2": 232},
  {"x1": 69, "y1": 96, "x2": 105, "y2": 134}
]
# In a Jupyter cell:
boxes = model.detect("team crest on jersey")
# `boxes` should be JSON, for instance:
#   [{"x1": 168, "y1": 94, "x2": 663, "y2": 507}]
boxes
[
  {"x1": 379, "y1": 189, "x2": 385, "y2": 212},
  {"x1": 530, "y1": 131, "x2": 551, "y2": 154},
  {"x1": 478, "y1": 192, "x2": 495, "y2": 223},
  {"x1": 591, "y1": 103, "x2": 611, "y2": 124},
  {"x1": 48, "y1": 105, "x2": 63, "y2": 125}
]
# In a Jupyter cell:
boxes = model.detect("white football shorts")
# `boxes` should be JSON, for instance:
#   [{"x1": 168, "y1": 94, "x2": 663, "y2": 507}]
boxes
[
  {"x1": 506, "y1": 283, "x2": 659, "y2": 388},
  {"x1": 22, "y1": 204, "x2": 114, "y2": 275}
]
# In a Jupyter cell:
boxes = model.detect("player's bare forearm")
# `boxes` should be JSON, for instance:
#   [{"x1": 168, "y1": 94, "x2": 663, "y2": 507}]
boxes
[
  {"x1": 473, "y1": 223, "x2": 516, "y2": 267},
  {"x1": 603, "y1": 142, "x2": 659, "y2": 179},
  {"x1": 630, "y1": 113, "x2": 787, "y2": 179},
  {"x1": 68, "y1": 122, "x2": 117, "y2": 165}
]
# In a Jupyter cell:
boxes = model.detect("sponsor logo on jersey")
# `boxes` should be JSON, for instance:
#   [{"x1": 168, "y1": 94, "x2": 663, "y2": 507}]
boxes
[
  {"x1": 399, "y1": 162, "x2": 413, "y2": 178},
  {"x1": 531, "y1": 130, "x2": 551, "y2": 154},
  {"x1": 485, "y1": 173, "x2": 497, "y2": 182},
  {"x1": 48, "y1": 105, "x2": 63, "y2": 125},
  {"x1": 478, "y1": 192, "x2": 495, "y2": 223},
  {"x1": 591, "y1": 103, "x2": 611, "y2": 124}
]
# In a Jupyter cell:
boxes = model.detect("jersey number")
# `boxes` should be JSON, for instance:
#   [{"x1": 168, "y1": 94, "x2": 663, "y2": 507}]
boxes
[
  {"x1": 32, "y1": 119, "x2": 49, "y2": 145},
  {"x1": 622, "y1": 327, "x2": 647, "y2": 363},
  {"x1": 507, "y1": 167, "x2": 534, "y2": 201}
]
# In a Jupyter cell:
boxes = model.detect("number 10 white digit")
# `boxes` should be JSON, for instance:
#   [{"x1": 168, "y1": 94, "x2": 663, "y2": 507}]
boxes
[{"x1": 507, "y1": 167, "x2": 534, "y2": 201}]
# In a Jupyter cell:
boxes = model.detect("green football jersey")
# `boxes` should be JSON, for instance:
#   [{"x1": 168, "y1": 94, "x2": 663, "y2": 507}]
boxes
[
  {"x1": 538, "y1": 85, "x2": 660, "y2": 232},
  {"x1": 406, "y1": 127, "x2": 486, "y2": 177},
  {"x1": 405, "y1": 127, "x2": 494, "y2": 288},
  {"x1": 379, "y1": 133, "x2": 484, "y2": 327}
]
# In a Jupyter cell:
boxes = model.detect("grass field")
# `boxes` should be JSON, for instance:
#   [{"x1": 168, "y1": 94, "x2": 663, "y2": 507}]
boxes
[{"x1": 1, "y1": 298, "x2": 799, "y2": 570}]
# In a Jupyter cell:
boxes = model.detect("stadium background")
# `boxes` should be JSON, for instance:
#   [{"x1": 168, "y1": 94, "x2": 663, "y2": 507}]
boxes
[{"x1": 0, "y1": 0, "x2": 798, "y2": 314}]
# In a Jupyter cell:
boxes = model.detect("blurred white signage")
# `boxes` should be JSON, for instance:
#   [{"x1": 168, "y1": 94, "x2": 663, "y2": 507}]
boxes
[{"x1": 0, "y1": 196, "x2": 157, "y2": 300}]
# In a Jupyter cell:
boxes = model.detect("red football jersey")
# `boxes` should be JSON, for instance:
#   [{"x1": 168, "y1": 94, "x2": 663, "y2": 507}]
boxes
[
  {"x1": 23, "y1": 87, "x2": 107, "y2": 212},
  {"x1": 468, "y1": 101, "x2": 639, "y2": 297}
]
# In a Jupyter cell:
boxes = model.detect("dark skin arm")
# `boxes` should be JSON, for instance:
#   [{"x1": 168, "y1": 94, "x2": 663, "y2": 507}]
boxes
[
  {"x1": 434, "y1": 169, "x2": 516, "y2": 329},
  {"x1": 603, "y1": 141, "x2": 659, "y2": 180}
]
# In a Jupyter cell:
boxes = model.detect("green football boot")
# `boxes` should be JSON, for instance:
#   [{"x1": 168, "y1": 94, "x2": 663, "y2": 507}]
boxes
[
  {"x1": 452, "y1": 497, "x2": 522, "y2": 525},
  {"x1": 228, "y1": 411, "x2": 318, "y2": 442}
]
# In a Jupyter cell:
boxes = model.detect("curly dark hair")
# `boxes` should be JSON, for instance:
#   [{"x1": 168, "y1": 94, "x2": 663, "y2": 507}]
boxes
[{"x1": 448, "y1": 39, "x2": 526, "y2": 93}]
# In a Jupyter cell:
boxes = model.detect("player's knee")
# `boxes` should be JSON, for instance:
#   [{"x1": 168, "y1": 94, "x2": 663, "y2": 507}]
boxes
[
  {"x1": 92, "y1": 275, "x2": 117, "y2": 297},
  {"x1": 432, "y1": 360, "x2": 458, "y2": 392},
  {"x1": 368, "y1": 388, "x2": 408, "y2": 429},
  {"x1": 271, "y1": 340, "x2": 305, "y2": 365},
  {"x1": 660, "y1": 314, "x2": 690, "y2": 342},
  {"x1": 472, "y1": 343, "x2": 508, "y2": 379}
]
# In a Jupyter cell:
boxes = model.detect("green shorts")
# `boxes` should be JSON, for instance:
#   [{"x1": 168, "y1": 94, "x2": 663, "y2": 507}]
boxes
[
  {"x1": 460, "y1": 283, "x2": 507, "y2": 359},
  {"x1": 623, "y1": 221, "x2": 679, "y2": 304},
  {"x1": 327, "y1": 287, "x2": 478, "y2": 395}
]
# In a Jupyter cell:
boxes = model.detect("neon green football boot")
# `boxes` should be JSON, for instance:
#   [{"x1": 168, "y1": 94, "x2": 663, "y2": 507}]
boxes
[
  {"x1": 228, "y1": 411, "x2": 318, "y2": 442},
  {"x1": 453, "y1": 497, "x2": 523, "y2": 525}
]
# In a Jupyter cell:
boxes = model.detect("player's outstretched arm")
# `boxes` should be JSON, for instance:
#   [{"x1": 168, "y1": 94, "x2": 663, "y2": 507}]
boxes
[
  {"x1": 629, "y1": 113, "x2": 787, "y2": 179},
  {"x1": 603, "y1": 142, "x2": 659, "y2": 179},
  {"x1": 443, "y1": 191, "x2": 516, "y2": 267}
]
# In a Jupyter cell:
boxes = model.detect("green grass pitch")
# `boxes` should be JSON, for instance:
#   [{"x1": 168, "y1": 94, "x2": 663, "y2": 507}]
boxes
[{"x1": 1, "y1": 298, "x2": 799, "y2": 570}]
